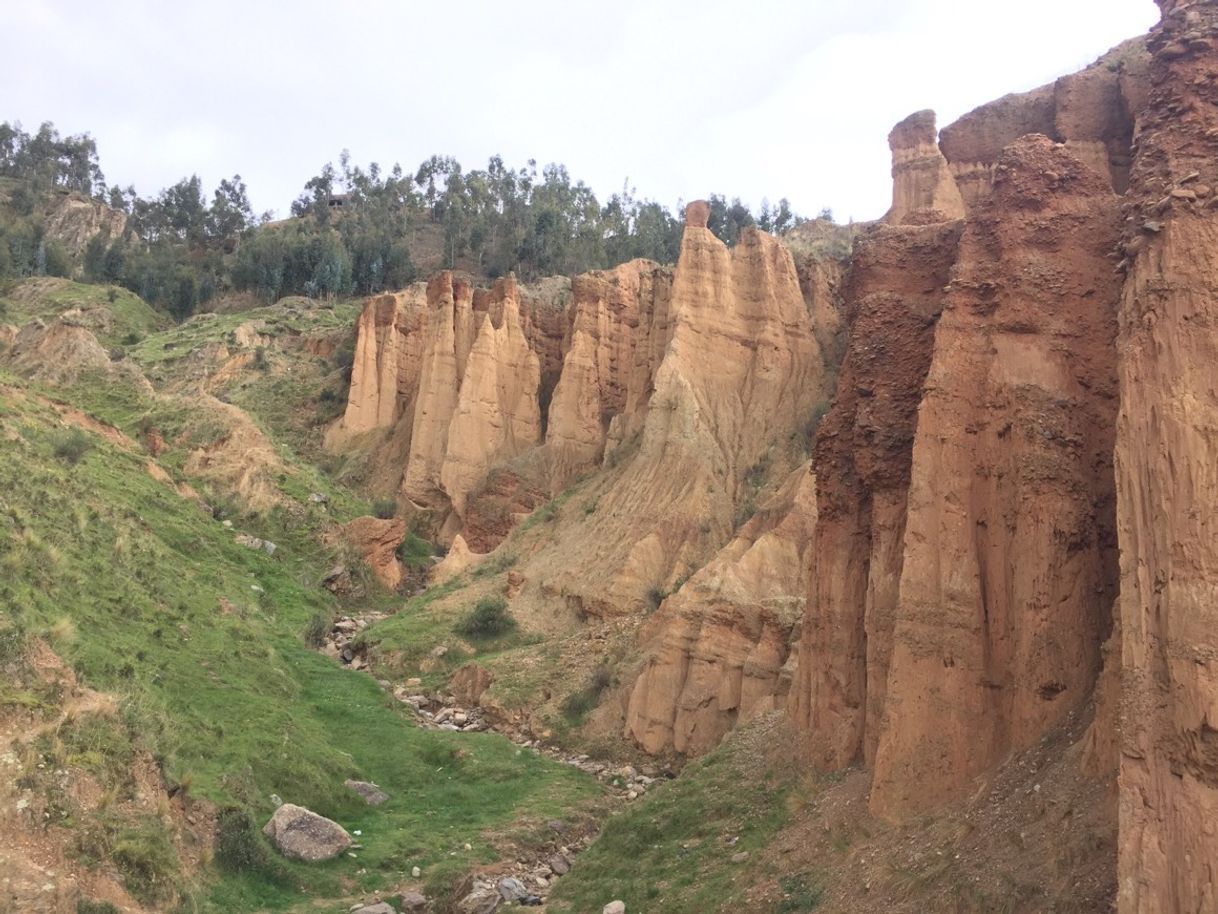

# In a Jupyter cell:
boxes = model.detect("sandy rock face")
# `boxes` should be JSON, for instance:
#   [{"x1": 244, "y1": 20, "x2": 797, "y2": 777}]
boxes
[
  {"x1": 1115, "y1": 4, "x2": 1218, "y2": 909},
  {"x1": 324, "y1": 286, "x2": 428, "y2": 447},
  {"x1": 334, "y1": 516, "x2": 406, "y2": 590},
  {"x1": 624, "y1": 465, "x2": 817, "y2": 756},
  {"x1": 886, "y1": 109, "x2": 966, "y2": 225},
  {"x1": 938, "y1": 42, "x2": 1147, "y2": 207},
  {"x1": 43, "y1": 194, "x2": 127, "y2": 257},
  {"x1": 868, "y1": 135, "x2": 1122, "y2": 819},
  {"x1": 791, "y1": 217, "x2": 963, "y2": 773},
  {"x1": 537, "y1": 204, "x2": 825, "y2": 616},
  {"x1": 545, "y1": 261, "x2": 674, "y2": 488}
]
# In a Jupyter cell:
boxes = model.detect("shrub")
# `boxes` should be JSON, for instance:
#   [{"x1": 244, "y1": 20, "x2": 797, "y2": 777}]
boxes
[
  {"x1": 303, "y1": 609, "x2": 331, "y2": 648},
  {"x1": 111, "y1": 824, "x2": 178, "y2": 904},
  {"x1": 371, "y1": 498, "x2": 397, "y2": 519},
  {"x1": 646, "y1": 587, "x2": 667, "y2": 611},
  {"x1": 215, "y1": 807, "x2": 270, "y2": 874},
  {"x1": 77, "y1": 902, "x2": 120, "y2": 914},
  {"x1": 560, "y1": 665, "x2": 614, "y2": 723},
  {"x1": 52, "y1": 428, "x2": 93, "y2": 465},
  {"x1": 455, "y1": 597, "x2": 516, "y2": 640},
  {"x1": 252, "y1": 345, "x2": 269, "y2": 371},
  {"x1": 799, "y1": 401, "x2": 831, "y2": 456},
  {"x1": 397, "y1": 531, "x2": 434, "y2": 569}
]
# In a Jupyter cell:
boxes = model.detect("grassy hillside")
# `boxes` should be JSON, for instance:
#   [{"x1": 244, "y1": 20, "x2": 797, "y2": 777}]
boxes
[{"x1": 0, "y1": 292, "x2": 601, "y2": 911}]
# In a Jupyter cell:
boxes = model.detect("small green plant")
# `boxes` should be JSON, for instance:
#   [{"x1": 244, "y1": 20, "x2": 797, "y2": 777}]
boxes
[
  {"x1": 110, "y1": 823, "x2": 179, "y2": 904},
  {"x1": 560, "y1": 665, "x2": 614, "y2": 723},
  {"x1": 455, "y1": 596, "x2": 516, "y2": 640},
  {"x1": 77, "y1": 901, "x2": 121, "y2": 914},
  {"x1": 252, "y1": 345, "x2": 269, "y2": 371},
  {"x1": 214, "y1": 807, "x2": 273, "y2": 875},
  {"x1": 303, "y1": 608, "x2": 331, "y2": 648},
  {"x1": 646, "y1": 587, "x2": 667, "y2": 611},
  {"x1": 799, "y1": 401, "x2": 831, "y2": 456},
  {"x1": 52, "y1": 428, "x2": 93, "y2": 465},
  {"x1": 777, "y1": 873, "x2": 824, "y2": 912},
  {"x1": 397, "y1": 531, "x2": 434, "y2": 570},
  {"x1": 372, "y1": 498, "x2": 397, "y2": 519}
]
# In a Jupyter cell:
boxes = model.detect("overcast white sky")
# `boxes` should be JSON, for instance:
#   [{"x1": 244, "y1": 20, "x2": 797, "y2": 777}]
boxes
[{"x1": 2, "y1": 0, "x2": 1158, "y2": 223}]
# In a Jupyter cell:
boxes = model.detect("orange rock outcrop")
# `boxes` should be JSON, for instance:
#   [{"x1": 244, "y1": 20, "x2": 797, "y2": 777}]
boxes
[{"x1": 1113, "y1": 3, "x2": 1218, "y2": 909}]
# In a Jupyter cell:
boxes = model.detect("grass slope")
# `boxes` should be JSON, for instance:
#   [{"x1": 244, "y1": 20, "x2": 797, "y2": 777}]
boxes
[
  {"x1": 0, "y1": 377, "x2": 598, "y2": 911},
  {"x1": 546, "y1": 718, "x2": 812, "y2": 914}
]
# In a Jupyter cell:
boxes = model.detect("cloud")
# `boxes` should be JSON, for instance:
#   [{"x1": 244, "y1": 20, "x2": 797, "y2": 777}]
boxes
[{"x1": 1, "y1": 0, "x2": 1159, "y2": 222}]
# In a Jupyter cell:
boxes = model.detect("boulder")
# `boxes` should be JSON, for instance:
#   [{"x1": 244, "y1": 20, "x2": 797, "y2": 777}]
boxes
[
  {"x1": 344, "y1": 779, "x2": 390, "y2": 806},
  {"x1": 262, "y1": 803, "x2": 352, "y2": 862}
]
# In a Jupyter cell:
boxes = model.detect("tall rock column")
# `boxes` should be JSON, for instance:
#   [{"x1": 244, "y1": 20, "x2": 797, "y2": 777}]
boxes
[
  {"x1": 1116, "y1": 3, "x2": 1218, "y2": 910},
  {"x1": 791, "y1": 216, "x2": 962, "y2": 770},
  {"x1": 868, "y1": 136, "x2": 1122, "y2": 819}
]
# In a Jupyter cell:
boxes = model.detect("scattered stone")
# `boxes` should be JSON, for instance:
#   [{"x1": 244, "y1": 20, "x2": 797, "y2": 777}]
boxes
[
  {"x1": 1142, "y1": 220, "x2": 1164, "y2": 234},
  {"x1": 731, "y1": 851, "x2": 750, "y2": 863},
  {"x1": 431, "y1": 644, "x2": 449, "y2": 658},
  {"x1": 497, "y1": 877, "x2": 530, "y2": 902},
  {"x1": 309, "y1": 492, "x2": 329, "y2": 504},
  {"x1": 547, "y1": 819, "x2": 569, "y2": 834},
  {"x1": 548, "y1": 853, "x2": 570, "y2": 875},
  {"x1": 262, "y1": 803, "x2": 352, "y2": 862},
  {"x1": 352, "y1": 904, "x2": 395, "y2": 914},
  {"x1": 603, "y1": 902, "x2": 626, "y2": 914},
  {"x1": 411, "y1": 865, "x2": 422, "y2": 878},
  {"x1": 345, "y1": 779, "x2": 390, "y2": 806},
  {"x1": 456, "y1": 879, "x2": 502, "y2": 914},
  {"x1": 399, "y1": 892, "x2": 427, "y2": 912}
]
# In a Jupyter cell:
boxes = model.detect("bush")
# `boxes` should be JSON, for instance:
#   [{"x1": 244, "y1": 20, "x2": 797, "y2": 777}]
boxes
[
  {"x1": 560, "y1": 665, "x2": 614, "y2": 723},
  {"x1": 455, "y1": 597, "x2": 516, "y2": 640},
  {"x1": 52, "y1": 428, "x2": 93, "y2": 465},
  {"x1": 646, "y1": 587, "x2": 667, "y2": 611},
  {"x1": 303, "y1": 609, "x2": 331, "y2": 648},
  {"x1": 252, "y1": 345, "x2": 269, "y2": 371},
  {"x1": 371, "y1": 498, "x2": 397, "y2": 520},
  {"x1": 110, "y1": 824, "x2": 178, "y2": 904},
  {"x1": 396, "y1": 531, "x2": 434, "y2": 570},
  {"x1": 215, "y1": 807, "x2": 271, "y2": 874},
  {"x1": 77, "y1": 902, "x2": 120, "y2": 914}
]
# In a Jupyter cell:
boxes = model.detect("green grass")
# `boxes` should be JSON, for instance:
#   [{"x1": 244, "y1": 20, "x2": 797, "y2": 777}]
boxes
[
  {"x1": 547, "y1": 725, "x2": 802, "y2": 914},
  {"x1": 0, "y1": 277, "x2": 168, "y2": 347},
  {"x1": 0, "y1": 380, "x2": 599, "y2": 911}
]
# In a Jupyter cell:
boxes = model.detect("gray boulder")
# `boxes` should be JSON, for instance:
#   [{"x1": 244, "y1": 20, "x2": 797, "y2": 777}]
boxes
[
  {"x1": 352, "y1": 904, "x2": 396, "y2": 914},
  {"x1": 399, "y1": 891, "x2": 427, "y2": 912},
  {"x1": 345, "y1": 778, "x2": 390, "y2": 806},
  {"x1": 262, "y1": 803, "x2": 351, "y2": 862}
]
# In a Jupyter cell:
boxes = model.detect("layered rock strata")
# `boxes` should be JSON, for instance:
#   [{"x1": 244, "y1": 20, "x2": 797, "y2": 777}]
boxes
[{"x1": 1113, "y1": 2, "x2": 1218, "y2": 909}]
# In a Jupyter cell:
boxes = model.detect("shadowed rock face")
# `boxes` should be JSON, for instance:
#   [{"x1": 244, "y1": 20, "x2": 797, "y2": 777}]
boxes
[{"x1": 868, "y1": 135, "x2": 1122, "y2": 819}]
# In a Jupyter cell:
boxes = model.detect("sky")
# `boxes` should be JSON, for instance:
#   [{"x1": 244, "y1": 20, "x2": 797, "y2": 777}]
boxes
[{"x1": 2, "y1": 0, "x2": 1159, "y2": 224}]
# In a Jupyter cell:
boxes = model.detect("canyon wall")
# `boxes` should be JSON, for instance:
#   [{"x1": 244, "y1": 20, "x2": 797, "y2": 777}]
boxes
[
  {"x1": 1113, "y1": 2, "x2": 1218, "y2": 910},
  {"x1": 329, "y1": 207, "x2": 830, "y2": 611},
  {"x1": 793, "y1": 37, "x2": 1143, "y2": 821}
]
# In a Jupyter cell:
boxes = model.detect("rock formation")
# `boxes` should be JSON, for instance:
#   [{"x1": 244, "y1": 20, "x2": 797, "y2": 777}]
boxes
[
  {"x1": 624, "y1": 464, "x2": 816, "y2": 756},
  {"x1": 792, "y1": 217, "x2": 963, "y2": 772},
  {"x1": 42, "y1": 193, "x2": 127, "y2": 258},
  {"x1": 1113, "y1": 3, "x2": 1218, "y2": 910},
  {"x1": 329, "y1": 206, "x2": 828, "y2": 606},
  {"x1": 869, "y1": 135, "x2": 1122, "y2": 818},
  {"x1": 886, "y1": 110, "x2": 966, "y2": 225},
  {"x1": 536, "y1": 202, "x2": 825, "y2": 616}
]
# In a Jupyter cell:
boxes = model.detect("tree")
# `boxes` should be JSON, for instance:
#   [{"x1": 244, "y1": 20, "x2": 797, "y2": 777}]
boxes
[{"x1": 207, "y1": 175, "x2": 252, "y2": 240}]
